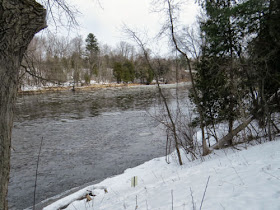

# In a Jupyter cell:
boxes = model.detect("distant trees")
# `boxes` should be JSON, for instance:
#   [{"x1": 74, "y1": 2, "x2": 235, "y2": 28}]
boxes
[
  {"x1": 70, "y1": 35, "x2": 84, "y2": 87},
  {"x1": 112, "y1": 41, "x2": 135, "y2": 84},
  {"x1": 113, "y1": 60, "x2": 135, "y2": 83},
  {"x1": 19, "y1": 34, "x2": 187, "y2": 88},
  {"x1": 135, "y1": 55, "x2": 154, "y2": 84}
]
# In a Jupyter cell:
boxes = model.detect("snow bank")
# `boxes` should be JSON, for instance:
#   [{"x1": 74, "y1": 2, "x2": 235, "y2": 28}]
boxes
[{"x1": 44, "y1": 139, "x2": 280, "y2": 210}]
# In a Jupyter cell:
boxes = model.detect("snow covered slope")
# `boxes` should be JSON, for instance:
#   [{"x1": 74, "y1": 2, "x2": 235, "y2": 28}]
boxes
[{"x1": 44, "y1": 139, "x2": 280, "y2": 210}]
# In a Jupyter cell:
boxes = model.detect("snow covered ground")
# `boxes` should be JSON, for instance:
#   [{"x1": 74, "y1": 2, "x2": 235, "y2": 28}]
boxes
[{"x1": 43, "y1": 138, "x2": 280, "y2": 210}]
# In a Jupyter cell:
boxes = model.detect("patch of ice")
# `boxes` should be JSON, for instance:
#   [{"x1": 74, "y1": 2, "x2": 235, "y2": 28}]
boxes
[{"x1": 138, "y1": 132, "x2": 153, "y2": 137}]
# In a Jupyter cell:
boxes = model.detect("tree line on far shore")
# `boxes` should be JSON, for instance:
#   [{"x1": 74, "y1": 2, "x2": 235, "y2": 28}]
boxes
[{"x1": 20, "y1": 33, "x2": 189, "y2": 89}]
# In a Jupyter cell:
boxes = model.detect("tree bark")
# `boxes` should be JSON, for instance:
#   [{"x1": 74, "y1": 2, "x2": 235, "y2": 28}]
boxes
[{"x1": 0, "y1": 1, "x2": 46, "y2": 209}]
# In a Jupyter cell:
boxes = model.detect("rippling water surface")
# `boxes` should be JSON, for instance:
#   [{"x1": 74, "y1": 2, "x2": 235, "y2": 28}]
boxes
[{"x1": 9, "y1": 84, "x2": 189, "y2": 209}]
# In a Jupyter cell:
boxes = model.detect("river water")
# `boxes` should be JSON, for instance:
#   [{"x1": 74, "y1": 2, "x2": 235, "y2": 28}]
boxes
[{"x1": 8, "y1": 84, "x2": 188, "y2": 210}]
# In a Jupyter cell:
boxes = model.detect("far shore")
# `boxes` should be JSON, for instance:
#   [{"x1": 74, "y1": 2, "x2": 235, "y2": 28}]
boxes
[{"x1": 18, "y1": 80, "x2": 191, "y2": 95}]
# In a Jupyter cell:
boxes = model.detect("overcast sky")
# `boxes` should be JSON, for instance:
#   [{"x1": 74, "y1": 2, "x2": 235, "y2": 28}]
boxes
[{"x1": 44, "y1": 0, "x2": 199, "y2": 51}]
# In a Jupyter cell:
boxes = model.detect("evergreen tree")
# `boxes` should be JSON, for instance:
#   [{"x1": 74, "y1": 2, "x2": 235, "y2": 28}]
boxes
[
  {"x1": 135, "y1": 56, "x2": 154, "y2": 84},
  {"x1": 85, "y1": 33, "x2": 99, "y2": 55},
  {"x1": 195, "y1": 0, "x2": 280, "y2": 144},
  {"x1": 113, "y1": 60, "x2": 135, "y2": 83},
  {"x1": 196, "y1": 0, "x2": 245, "y2": 144},
  {"x1": 191, "y1": 55, "x2": 227, "y2": 127},
  {"x1": 247, "y1": 0, "x2": 280, "y2": 135},
  {"x1": 85, "y1": 33, "x2": 99, "y2": 81},
  {"x1": 123, "y1": 60, "x2": 135, "y2": 83},
  {"x1": 113, "y1": 62, "x2": 122, "y2": 83}
]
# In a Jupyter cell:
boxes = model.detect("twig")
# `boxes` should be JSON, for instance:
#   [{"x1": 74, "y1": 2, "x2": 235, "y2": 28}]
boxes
[
  {"x1": 262, "y1": 169, "x2": 280, "y2": 181},
  {"x1": 135, "y1": 195, "x2": 138, "y2": 209},
  {"x1": 33, "y1": 136, "x2": 44, "y2": 210},
  {"x1": 165, "y1": 135, "x2": 171, "y2": 164},
  {"x1": 171, "y1": 190, "x2": 174, "y2": 210},
  {"x1": 231, "y1": 166, "x2": 245, "y2": 185},
  {"x1": 224, "y1": 150, "x2": 245, "y2": 185},
  {"x1": 220, "y1": 203, "x2": 225, "y2": 210},
  {"x1": 151, "y1": 171, "x2": 158, "y2": 179},
  {"x1": 160, "y1": 175, "x2": 166, "y2": 184},
  {"x1": 123, "y1": 201, "x2": 127, "y2": 209},
  {"x1": 72, "y1": 203, "x2": 78, "y2": 210},
  {"x1": 200, "y1": 176, "x2": 210, "y2": 210},
  {"x1": 190, "y1": 187, "x2": 195, "y2": 210}
]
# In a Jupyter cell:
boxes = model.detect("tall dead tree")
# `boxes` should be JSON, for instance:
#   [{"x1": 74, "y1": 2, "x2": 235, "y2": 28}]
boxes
[
  {"x1": 123, "y1": 26, "x2": 184, "y2": 165},
  {"x1": 162, "y1": 0, "x2": 210, "y2": 155},
  {"x1": 0, "y1": 1, "x2": 46, "y2": 209}
]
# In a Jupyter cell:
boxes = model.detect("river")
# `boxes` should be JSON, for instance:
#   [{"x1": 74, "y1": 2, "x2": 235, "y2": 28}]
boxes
[{"x1": 8, "y1": 84, "x2": 189, "y2": 210}]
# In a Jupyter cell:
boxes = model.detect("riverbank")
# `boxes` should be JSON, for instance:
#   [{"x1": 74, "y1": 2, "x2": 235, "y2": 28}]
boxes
[
  {"x1": 18, "y1": 80, "x2": 191, "y2": 95},
  {"x1": 42, "y1": 138, "x2": 280, "y2": 210},
  {"x1": 11, "y1": 84, "x2": 181, "y2": 210},
  {"x1": 18, "y1": 83, "x2": 144, "y2": 95}
]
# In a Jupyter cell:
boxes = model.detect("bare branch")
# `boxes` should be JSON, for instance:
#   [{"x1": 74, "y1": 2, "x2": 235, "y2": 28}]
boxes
[
  {"x1": 200, "y1": 176, "x2": 210, "y2": 210},
  {"x1": 123, "y1": 24, "x2": 184, "y2": 165},
  {"x1": 37, "y1": 0, "x2": 81, "y2": 33}
]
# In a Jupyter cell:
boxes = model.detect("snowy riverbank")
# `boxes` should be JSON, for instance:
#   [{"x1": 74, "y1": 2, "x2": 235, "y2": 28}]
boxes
[
  {"x1": 43, "y1": 138, "x2": 280, "y2": 210},
  {"x1": 18, "y1": 81, "x2": 191, "y2": 94}
]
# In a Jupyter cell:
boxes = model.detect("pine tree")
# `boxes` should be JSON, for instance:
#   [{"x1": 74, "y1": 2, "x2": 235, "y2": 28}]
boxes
[
  {"x1": 113, "y1": 62, "x2": 122, "y2": 83},
  {"x1": 85, "y1": 33, "x2": 99, "y2": 55},
  {"x1": 85, "y1": 33, "x2": 99, "y2": 81},
  {"x1": 113, "y1": 60, "x2": 135, "y2": 83},
  {"x1": 196, "y1": 0, "x2": 245, "y2": 145},
  {"x1": 247, "y1": 0, "x2": 280, "y2": 137},
  {"x1": 195, "y1": 0, "x2": 280, "y2": 144}
]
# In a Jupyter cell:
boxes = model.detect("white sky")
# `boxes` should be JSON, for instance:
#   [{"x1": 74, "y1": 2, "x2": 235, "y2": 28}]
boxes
[{"x1": 43, "y1": 0, "x2": 199, "y2": 52}]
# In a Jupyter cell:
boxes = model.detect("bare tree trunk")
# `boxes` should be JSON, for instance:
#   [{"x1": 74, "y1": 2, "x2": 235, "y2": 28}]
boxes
[
  {"x1": 211, "y1": 116, "x2": 253, "y2": 150},
  {"x1": 211, "y1": 89, "x2": 280, "y2": 150},
  {"x1": 227, "y1": 0, "x2": 235, "y2": 146},
  {"x1": 165, "y1": 0, "x2": 210, "y2": 156},
  {"x1": 0, "y1": 1, "x2": 46, "y2": 209},
  {"x1": 156, "y1": 80, "x2": 183, "y2": 165}
]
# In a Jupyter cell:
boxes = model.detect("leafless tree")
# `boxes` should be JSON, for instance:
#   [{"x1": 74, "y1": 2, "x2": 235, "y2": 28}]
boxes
[
  {"x1": 151, "y1": 0, "x2": 210, "y2": 155},
  {"x1": 123, "y1": 25, "x2": 186, "y2": 165},
  {"x1": 116, "y1": 41, "x2": 135, "y2": 60}
]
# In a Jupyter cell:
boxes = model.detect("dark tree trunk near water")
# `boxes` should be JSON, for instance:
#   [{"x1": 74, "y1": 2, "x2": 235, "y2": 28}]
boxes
[{"x1": 0, "y1": 1, "x2": 46, "y2": 209}]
